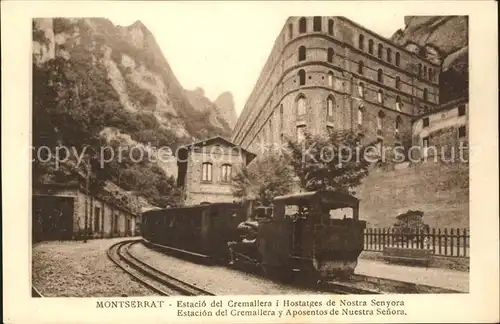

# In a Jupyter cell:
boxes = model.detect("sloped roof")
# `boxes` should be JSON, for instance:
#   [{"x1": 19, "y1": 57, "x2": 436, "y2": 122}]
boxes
[{"x1": 176, "y1": 135, "x2": 256, "y2": 163}]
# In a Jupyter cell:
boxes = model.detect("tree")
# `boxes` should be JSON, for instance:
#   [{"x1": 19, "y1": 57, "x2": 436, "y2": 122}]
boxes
[
  {"x1": 232, "y1": 153, "x2": 295, "y2": 206},
  {"x1": 287, "y1": 130, "x2": 374, "y2": 194}
]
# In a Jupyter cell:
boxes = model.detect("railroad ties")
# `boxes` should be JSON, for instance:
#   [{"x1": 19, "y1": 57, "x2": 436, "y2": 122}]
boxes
[{"x1": 107, "y1": 240, "x2": 214, "y2": 296}]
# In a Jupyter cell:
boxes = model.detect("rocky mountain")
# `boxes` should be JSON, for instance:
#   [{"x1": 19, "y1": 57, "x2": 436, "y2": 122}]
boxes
[
  {"x1": 32, "y1": 17, "x2": 236, "y2": 207},
  {"x1": 390, "y1": 16, "x2": 468, "y2": 103},
  {"x1": 214, "y1": 92, "x2": 237, "y2": 129},
  {"x1": 183, "y1": 87, "x2": 234, "y2": 132},
  {"x1": 32, "y1": 18, "x2": 233, "y2": 145}
]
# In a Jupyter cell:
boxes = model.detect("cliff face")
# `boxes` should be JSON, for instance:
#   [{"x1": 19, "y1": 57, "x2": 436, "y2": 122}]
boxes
[
  {"x1": 214, "y1": 92, "x2": 237, "y2": 130},
  {"x1": 390, "y1": 16, "x2": 468, "y2": 103},
  {"x1": 183, "y1": 88, "x2": 235, "y2": 132},
  {"x1": 32, "y1": 18, "x2": 237, "y2": 207},
  {"x1": 32, "y1": 18, "x2": 233, "y2": 145}
]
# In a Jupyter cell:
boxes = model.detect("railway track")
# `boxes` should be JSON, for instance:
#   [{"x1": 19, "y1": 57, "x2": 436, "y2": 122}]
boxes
[{"x1": 108, "y1": 239, "x2": 214, "y2": 296}]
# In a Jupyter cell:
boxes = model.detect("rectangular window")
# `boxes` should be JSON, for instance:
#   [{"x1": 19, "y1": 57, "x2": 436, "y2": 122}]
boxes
[
  {"x1": 423, "y1": 117, "x2": 430, "y2": 127},
  {"x1": 377, "y1": 92, "x2": 383, "y2": 103},
  {"x1": 297, "y1": 125, "x2": 306, "y2": 142},
  {"x1": 328, "y1": 74, "x2": 333, "y2": 87},
  {"x1": 202, "y1": 163, "x2": 213, "y2": 182},
  {"x1": 313, "y1": 16, "x2": 322, "y2": 32},
  {"x1": 358, "y1": 85, "x2": 364, "y2": 97},
  {"x1": 458, "y1": 126, "x2": 466, "y2": 138},
  {"x1": 221, "y1": 164, "x2": 232, "y2": 183},
  {"x1": 458, "y1": 104, "x2": 466, "y2": 116},
  {"x1": 422, "y1": 136, "x2": 429, "y2": 148}
]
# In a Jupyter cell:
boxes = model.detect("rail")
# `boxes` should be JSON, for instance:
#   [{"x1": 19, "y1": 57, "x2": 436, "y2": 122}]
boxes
[{"x1": 107, "y1": 239, "x2": 214, "y2": 296}]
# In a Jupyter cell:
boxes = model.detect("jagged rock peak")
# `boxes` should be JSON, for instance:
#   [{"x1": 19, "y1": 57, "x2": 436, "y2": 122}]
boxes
[
  {"x1": 214, "y1": 91, "x2": 237, "y2": 129},
  {"x1": 192, "y1": 87, "x2": 205, "y2": 97}
]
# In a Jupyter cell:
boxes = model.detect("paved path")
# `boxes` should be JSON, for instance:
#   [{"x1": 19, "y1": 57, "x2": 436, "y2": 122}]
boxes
[{"x1": 356, "y1": 259, "x2": 469, "y2": 292}]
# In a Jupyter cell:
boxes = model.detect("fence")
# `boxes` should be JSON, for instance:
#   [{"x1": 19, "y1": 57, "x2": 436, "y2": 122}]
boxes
[{"x1": 364, "y1": 228, "x2": 470, "y2": 258}]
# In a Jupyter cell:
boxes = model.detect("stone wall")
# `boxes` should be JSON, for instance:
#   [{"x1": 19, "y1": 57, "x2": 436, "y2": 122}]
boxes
[
  {"x1": 183, "y1": 143, "x2": 245, "y2": 206},
  {"x1": 232, "y1": 16, "x2": 440, "y2": 155}
]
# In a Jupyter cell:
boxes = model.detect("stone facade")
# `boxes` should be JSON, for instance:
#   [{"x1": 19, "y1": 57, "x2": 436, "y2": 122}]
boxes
[
  {"x1": 231, "y1": 16, "x2": 443, "y2": 156},
  {"x1": 33, "y1": 184, "x2": 139, "y2": 240},
  {"x1": 176, "y1": 136, "x2": 256, "y2": 206},
  {"x1": 412, "y1": 98, "x2": 468, "y2": 160}
]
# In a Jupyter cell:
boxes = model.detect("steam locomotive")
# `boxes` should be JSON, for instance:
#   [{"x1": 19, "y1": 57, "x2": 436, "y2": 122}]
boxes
[{"x1": 141, "y1": 190, "x2": 366, "y2": 281}]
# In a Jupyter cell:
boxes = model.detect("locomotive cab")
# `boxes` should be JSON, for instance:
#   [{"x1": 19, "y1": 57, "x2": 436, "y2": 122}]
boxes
[{"x1": 258, "y1": 191, "x2": 366, "y2": 280}]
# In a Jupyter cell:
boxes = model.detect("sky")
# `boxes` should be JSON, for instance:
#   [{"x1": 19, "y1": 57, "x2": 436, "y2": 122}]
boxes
[{"x1": 108, "y1": 3, "x2": 405, "y2": 116}]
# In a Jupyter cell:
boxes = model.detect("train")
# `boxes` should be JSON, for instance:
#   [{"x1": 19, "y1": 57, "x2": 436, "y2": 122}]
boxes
[{"x1": 141, "y1": 190, "x2": 367, "y2": 281}]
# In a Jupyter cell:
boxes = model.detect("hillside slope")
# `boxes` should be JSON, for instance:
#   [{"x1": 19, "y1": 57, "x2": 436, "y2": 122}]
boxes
[
  {"x1": 32, "y1": 18, "x2": 235, "y2": 144},
  {"x1": 31, "y1": 18, "x2": 238, "y2": 207},
  {"x1": 356, "y1": 162, "x2": 469, "y2": 229}
]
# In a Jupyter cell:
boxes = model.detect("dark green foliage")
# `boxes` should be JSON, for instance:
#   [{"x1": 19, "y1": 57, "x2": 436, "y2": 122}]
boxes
[
  {"x1": 232, "y1": 154, "x2": 295, "y2": 206},
  {"x1": 287, "y1": 130, "x2": 373, "y2": 194}
]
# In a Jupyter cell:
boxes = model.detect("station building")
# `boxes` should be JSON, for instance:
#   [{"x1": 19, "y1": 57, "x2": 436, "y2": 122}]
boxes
[
  {"x1": 33, "y1": 183, "x2": 139, "y2": 242},
  {"x1": 231, "y1": 16, "x2": 466, "y2": 161},
  {"x1": 176, "y1": 136, "x2": 256, "y2": 206}
]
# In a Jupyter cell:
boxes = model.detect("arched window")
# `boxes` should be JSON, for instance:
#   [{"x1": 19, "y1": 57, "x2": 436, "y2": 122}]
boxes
[
  {"x1": 299, "y1": 17, "x2": 307, "y2": 33},
  {"x1": 395, "y1": 96, "x2": 401, "y2": 111},
  {"x1": 288, "y1": 23, "x2": 293, "y2": 40},
  {"x1": 377, "y1": 111, "x2": 385, "y2": 130},
  {"x1": 357, "y1": 105, "x2": 364, "y2": 125},
  {"x1": 327, "y1": 48, "x2": 334, "y2": 63},
  {"x1": 298, "y1": 46, "x2": 306, "y2": 61},
  {"x1": 313, "y1": 16, "x2": 322, "y2": 32},
  {"x1": 423, "y1": 66, "x2": 427, "y2": 78},
  {"x1": 327, "y1": 95, "x2": 335, "y2": 118},
  {"x1": 297, "y1": 95, "x2": 306, "y2": 115},
  {"x1": 377, "y1": 90, "x2": 384, "y2": 104},
  {"x1": 368, "y1": 39, "x2": 374, "y2": 54},
  {"x1": 377, "y1": 69, "x2": 383, "y2": 83},
  {"x1": 378, "y1": 44, "x2": 383, "y2": 59},
  {"x1": 395, "y1": 52, "x2": 401, "y2": 66},
  {"x1": 328, "y1": 19, "x2": 334, "y2": 35},
  {"x1": 418, "y1": 63, "x2": 422, "y2": 77},
  {"x1": 358, "y1": 34, "x2": 364, "y2": 50},
  {"x1": 387, "y1": 48, "x2": 392, "y2": 62},
  {"x1": 202, "y1": 162, "x2": 212, "y2": 182},
  {"x1": 358, "y1": 82, "x2": 364, "y2": 97},
  {"x1": 395, "y1": 76, "x2": 401, "y2": 89},
  {"x1": 395, "y1": 116, "x2": 402, "y2": 133},
  {"x1": 327, "y1": 71, "x2": 334, "y2": 87},
  {"x1": 298, "y1": 69, "x2": 306, "y2": 86},
  {"x1": 221, "y1": 164, "x2": 232, "y2": 183},
  {"x1": 358, "y1": 61, "x2": 364, "y2": 74},
  {"x1": 428, "y1": 68, "x2": 434, "y2": 81},
  {"x1": 423, "y1": 88, "x2": 428, "y2": 101}
]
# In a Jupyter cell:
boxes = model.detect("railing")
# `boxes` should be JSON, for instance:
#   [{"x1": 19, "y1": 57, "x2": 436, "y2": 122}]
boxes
[{"x1": 364, "y1": 228, "x2": 470, "y2": 258}]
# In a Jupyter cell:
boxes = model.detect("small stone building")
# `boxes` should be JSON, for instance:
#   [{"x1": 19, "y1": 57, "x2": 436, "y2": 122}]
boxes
[
  {"x1": 176, "y1": 136, "x2": 256, "y2": 206},
  {"x1": 33, "y1": 183, "x2": 139, "y2": 242},
  {"x1": 412, "y1": 97, "x2": 468, "y2": 160}
]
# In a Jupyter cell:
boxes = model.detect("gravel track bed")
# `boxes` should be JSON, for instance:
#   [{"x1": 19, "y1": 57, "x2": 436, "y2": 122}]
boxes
[
  {"x1": 32, "y1": 238, "x2": 157, "y2": 297},
  {"x1": 130, "y1": 242, "x2": 330, "y2": 295}
]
